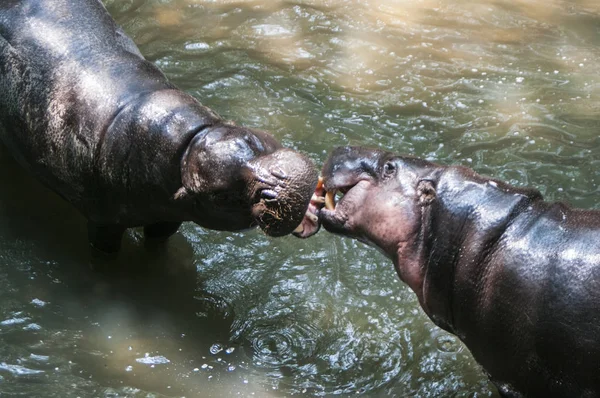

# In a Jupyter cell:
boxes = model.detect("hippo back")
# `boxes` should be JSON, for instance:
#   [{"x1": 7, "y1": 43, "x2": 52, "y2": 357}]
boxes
[
  {"x1": 0, "y1": 0, "x2": 171, "y2": 201},
  {"x1": 0, "y1": 0, "x2": 219, "y2": 224},
  {"x1": 427, "y1": 170, "x2": 600, "y2": 396}
]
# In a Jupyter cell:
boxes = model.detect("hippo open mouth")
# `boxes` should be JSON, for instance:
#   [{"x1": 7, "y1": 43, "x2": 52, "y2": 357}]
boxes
[
  {"x1": 319, "y1": 177, "x2": 373, "y2": 237},
  {"x1": 294, "y1": 147, "x2": 387, "y2": 238},
  {"x1": 293, "y1": 175, "x2": 368, "y2": 238},
  {"x1": 324, "y1": 184, "x2": 356, "y2": 211},
  {"x1": 292, "y1": 177, "x2": 326, "y2": 238}
]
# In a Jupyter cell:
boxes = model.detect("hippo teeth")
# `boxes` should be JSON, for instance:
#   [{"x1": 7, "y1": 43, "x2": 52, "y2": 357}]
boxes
[
  {"x1": 293, "y1": 209, "x2": 319, "y2": 234},
  {"x1": 325, "y1": 190, "x2": 337, "y2": 210},
  {"x1": 311, "y1": 194, "x2": 326, "y2": 204}
]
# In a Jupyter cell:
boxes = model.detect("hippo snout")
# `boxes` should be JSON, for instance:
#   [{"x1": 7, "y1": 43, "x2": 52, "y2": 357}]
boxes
[{"x1": 248, "y1": 149, "x2": 318, "y2": 237}]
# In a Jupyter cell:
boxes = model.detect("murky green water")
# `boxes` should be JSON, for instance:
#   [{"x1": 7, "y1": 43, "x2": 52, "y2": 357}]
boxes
[{"x1": 2, "y1": 0, "x2": 600, "y2": 396}]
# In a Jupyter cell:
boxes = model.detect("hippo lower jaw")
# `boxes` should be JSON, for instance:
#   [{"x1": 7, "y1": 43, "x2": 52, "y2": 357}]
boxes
[{"x1": 319, "y1": 181, "x2": 364, "y2": 233}]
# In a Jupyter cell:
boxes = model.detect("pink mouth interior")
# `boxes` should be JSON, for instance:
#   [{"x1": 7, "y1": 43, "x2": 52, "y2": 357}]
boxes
[{"x1": 292, "y1": 177, "x2": 325, "y2": 238}]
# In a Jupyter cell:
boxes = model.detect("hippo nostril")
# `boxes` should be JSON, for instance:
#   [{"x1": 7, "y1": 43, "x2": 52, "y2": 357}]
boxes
[
  {"x1": 383, "y1": 162, "x2": 396, "y2": 177},
  {"x1": 261, "y1": 189, "x2": 278, "y2": 202},
  {"x1": 270, "y1": 166, "x2": 288, "y2": 180}
]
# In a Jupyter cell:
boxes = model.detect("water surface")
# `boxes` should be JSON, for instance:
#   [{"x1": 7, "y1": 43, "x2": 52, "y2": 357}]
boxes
[{"x1": 2, "y1": 0, "x2": 600, "y2": 396}]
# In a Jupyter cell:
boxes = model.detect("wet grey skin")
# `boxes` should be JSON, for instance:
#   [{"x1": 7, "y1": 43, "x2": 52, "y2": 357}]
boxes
[
  {"x1": 0, "y1": 0, "x2": 318, "y2": 253},
  {"x1": 317, "y1": 146, "x2": 600, "y2": 398}
]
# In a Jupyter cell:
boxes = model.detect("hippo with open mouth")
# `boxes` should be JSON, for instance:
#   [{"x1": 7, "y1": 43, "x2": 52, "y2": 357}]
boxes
[
  {"x1": 0, "y1": 0, "x2": 320, "y2": 253},
  {"x1": 308, "y1": 146, "x2": 600, "y2": 397}
]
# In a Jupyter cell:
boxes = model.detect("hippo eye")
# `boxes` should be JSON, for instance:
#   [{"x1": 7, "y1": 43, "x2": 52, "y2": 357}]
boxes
[{"x1": 383, "y1": 162, "x2": 396, "y2": 178}]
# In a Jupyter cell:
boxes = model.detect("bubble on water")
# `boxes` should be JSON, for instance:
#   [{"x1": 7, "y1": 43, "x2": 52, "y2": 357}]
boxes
[
  {"x1": 1, "y1": 316, "x2": 30, "y2": 326},
  {"x1": 435, "y1": 334, "x2": 461, "y2": 353},
  {"x1": 23, "y1": 323, "x2": 42, "y2": 331},
  {"x1": 185, "y1": 42, "x2": 210, "y2": 51},
  {"x1": 31, "y1": 298, "x2": 47, "y2": 307},
  {"x1": 0, "y1": 363, "x2": 45, "y2": 376},
  {"x1": 135, "y1": 354, "x2": 170, "y2": 365},
  {"x1": 29, "y1": 354, "x2": 49, "y2": 362},
  {"x1": 125, "y1": 365, "x2": 133, "y2": 372},
  {"x1": 210, "y1": 343, "x2": 224, "y2": 355},
  {"x1": 225, "y1": 347, "x2": 235, "y2": 354}
]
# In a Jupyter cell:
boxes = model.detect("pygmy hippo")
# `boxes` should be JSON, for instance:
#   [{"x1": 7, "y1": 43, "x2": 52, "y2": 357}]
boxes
[
  {"x1": 0, "y1": 0, "x2": 319, "y2": 253},
  {"x1": 312, "y1": 146, "x2": 600, "y2": 397}
]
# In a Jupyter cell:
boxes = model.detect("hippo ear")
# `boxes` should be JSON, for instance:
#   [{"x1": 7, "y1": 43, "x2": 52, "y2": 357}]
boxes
[{"x1": 417, "y1": 179, "x2": 436, "y2": 206}]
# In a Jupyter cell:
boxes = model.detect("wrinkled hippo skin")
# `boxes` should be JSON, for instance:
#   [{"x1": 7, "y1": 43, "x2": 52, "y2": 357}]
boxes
[
  {"x1": 0, "y1": 0, "x2": 318, "y2": 253},
  {"x1": 318, "y1": 146, "x2": 600, "y2": 397}
]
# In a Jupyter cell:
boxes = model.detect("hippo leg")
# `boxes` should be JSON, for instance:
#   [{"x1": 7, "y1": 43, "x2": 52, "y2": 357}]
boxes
[
  {"x1": 144, "y1": 221, "x2": 182, "y2": 241},
  {"x1": 87, "y1": 222, "x2": 126, "y2": 254}
]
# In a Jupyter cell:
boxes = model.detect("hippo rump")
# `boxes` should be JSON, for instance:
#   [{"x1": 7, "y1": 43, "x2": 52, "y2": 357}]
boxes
[
  {"x1": 309, "y1": 146, "x2": 600, "y2": 397},
  {"x1": 0, "y1": 0, "x2": 319, "y2": 253}
]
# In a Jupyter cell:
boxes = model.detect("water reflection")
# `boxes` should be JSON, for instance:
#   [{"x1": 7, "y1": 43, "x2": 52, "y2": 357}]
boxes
[{"x1": 2, "y1": 0, "x2": 600, "y2": 396}]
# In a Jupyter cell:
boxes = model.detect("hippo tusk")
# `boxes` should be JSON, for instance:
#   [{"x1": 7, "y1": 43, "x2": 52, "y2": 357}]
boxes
[
  {"x1": 316, "y1": 176, "x2": 324, "y2": 190},
  {"x1": 325, "y1": 190, "x2": 336, "y2": 210},
  {"x1": 293, "y1": 224, "x2": 304, "y2": 234}
]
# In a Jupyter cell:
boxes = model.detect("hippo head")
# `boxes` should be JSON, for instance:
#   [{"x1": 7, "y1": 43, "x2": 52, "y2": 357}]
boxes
[
  {"x1": 318, "y1": 146, "x2": 440, "y2": 287},
  {"x1": 178, "y1": 124, "x2": 318, "y2": 237}
]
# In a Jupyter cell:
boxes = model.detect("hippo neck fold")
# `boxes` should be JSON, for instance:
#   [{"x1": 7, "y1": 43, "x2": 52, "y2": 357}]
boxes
[
  {"x1": 420, "y1": 167, "x2": 541, "y2": 334},
  {"x1": 95, "y1": 89, "x2": 221, "y2": 224}
]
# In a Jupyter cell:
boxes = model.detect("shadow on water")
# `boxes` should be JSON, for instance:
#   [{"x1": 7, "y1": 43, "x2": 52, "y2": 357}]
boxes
[{"x1": 0, "y1": 146, "x2": 258, "y2": 397}]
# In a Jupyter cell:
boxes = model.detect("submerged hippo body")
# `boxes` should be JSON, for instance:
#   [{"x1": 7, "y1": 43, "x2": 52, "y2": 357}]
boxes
[
  {"x1": 0, "y1": 0, "x2": 318, "y2": 252},
  {"x1": 317, "y1": 146, "x2": 600, "y2": 397}
]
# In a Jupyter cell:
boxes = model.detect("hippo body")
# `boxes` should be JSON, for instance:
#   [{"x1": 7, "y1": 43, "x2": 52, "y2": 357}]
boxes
[
  {"x1": 317, "y1": 146, "x2": 600, "y2": 397},
  {"x1": 0, "y1": 0, "x2": 317, "y2": 252}
]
